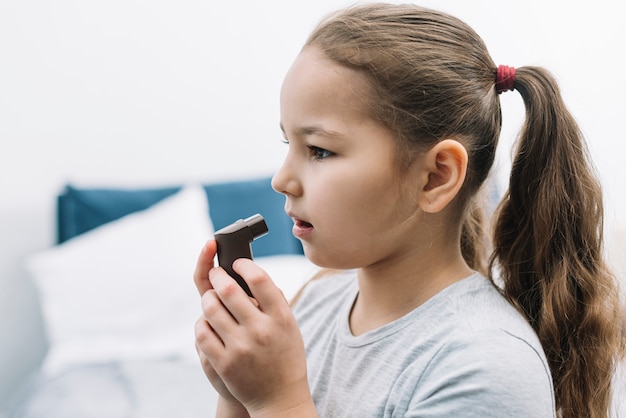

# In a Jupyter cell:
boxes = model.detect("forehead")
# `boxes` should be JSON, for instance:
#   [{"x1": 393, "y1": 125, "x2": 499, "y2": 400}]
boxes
[{"x1": 280, "y1": 46, "x2": 373, "y2": 124}]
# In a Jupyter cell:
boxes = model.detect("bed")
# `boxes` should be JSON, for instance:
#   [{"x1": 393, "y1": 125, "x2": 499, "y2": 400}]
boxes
[{"x1": 6, "y1": 176, "x2": 318, "y2": 418}]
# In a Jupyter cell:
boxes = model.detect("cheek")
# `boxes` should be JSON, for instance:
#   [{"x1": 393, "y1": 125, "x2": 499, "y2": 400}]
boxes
[
  {"x1": 304, "y1": 171, "x2": 413, "y2": 269},
  {"x1": 313, "y1": 171, "x2": 400, "y2": 233}
]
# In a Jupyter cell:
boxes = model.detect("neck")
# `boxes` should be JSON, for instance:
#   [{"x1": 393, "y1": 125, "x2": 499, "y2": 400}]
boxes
[{"x1": 349, "y1": 238, "x2": 472, "y2": 336}]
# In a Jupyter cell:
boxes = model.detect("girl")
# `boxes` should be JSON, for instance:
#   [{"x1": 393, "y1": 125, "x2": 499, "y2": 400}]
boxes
[{"x1": 194, "y1": 3, "x2": 625, "y2": 417}]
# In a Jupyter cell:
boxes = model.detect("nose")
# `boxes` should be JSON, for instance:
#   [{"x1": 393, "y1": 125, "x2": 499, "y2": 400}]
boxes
[{"x1": 271, "y1": 156, "x2": 302, "y2": 197}]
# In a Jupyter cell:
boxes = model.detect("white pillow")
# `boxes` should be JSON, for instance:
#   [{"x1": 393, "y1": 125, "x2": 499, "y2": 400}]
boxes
[{"x1": 24, "y1": 185, "x2": 214, "y2": 375}]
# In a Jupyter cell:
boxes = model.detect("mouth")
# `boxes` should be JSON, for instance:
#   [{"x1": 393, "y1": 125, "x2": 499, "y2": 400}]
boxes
[
  {"x1": 290, "y1": 215, "x2": 314, "y2": 238},
  {"x1": 286, "y1": 209, "x2": 312, "y2": 227},
  {"x1": 295, "y1": 219, "x2": 313, "y2": 228}
]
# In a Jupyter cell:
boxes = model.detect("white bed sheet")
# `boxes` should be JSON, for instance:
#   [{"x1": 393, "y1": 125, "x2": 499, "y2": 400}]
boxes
[{"x1": 11, "y1": 359, "x2": 217, "y2": 418}]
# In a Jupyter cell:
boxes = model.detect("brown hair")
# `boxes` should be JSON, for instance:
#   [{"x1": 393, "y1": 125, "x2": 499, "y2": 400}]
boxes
[{"x1": 305, "y1": 3, "x2": 625, "y2": 416}]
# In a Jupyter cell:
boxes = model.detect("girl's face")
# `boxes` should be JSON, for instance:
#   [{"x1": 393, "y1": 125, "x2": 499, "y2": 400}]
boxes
[{"x1": 272, "y1": 46, "x2": 424, "y2": 270}]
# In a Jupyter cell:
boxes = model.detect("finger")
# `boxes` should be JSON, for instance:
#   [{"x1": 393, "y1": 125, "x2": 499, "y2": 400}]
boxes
[
  {"x1": 194, "y1": 340, "x2": 222, "y2": 391},
  {"x1": 195, "y1": 315, "x2": 225, "y2": 359},
  {"x1": 209, "y1": 266, "x2": 260, "y2": 323},
  {"x1": 233, "y1": 259, "x2": 287, "y2": 315},
  {"x1": 194, "y1": 240, "x2": 217, "y2": 295},
  {"x1": 200, "y1": 288, "x2": 239, "y2": 342}
]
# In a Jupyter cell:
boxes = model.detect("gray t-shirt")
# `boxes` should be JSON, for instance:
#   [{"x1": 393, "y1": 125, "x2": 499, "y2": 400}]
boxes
[{"x1": 292, "y1": 270, "x2": 556, "y2": 417}]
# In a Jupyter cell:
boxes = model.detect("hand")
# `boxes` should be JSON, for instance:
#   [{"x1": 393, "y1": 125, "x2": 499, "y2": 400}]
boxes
[{"x1": 195, "y1": 246, "x2": 314, "y2": 416}]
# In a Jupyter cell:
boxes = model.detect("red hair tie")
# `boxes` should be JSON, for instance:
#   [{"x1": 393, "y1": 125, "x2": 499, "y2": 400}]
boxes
[{"x1": 495, "y1": 65, "x2": 515, "y2": 94}]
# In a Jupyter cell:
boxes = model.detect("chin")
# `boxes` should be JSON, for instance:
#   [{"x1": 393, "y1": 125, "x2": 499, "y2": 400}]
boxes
[{"x1": 303, "y1": 245, "x2": 358, "y2": 270}]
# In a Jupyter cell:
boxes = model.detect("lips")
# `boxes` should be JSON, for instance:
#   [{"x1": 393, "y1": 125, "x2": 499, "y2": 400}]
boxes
[
  {"x1": 291, "y1": 216, "x2": 314, "y2": 238},
  {"x1": 295, "y1": 219, "x2": 313, "y2": 228}
]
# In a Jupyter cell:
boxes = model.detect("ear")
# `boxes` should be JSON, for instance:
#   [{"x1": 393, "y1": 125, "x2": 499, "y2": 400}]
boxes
[{"x1": 418, "y1": 139, "x2": 468, "y2": 213}]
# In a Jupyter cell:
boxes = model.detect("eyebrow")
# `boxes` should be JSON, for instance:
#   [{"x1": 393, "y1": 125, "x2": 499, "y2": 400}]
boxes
[{"x1": 279, "y1": 123, "x2": 344, "y2": 140}]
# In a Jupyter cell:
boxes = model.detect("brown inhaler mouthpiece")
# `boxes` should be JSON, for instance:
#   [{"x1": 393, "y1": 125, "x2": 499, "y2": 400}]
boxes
[{"x1": 214, "y1": 214, "x2": 269, "y2": 297}]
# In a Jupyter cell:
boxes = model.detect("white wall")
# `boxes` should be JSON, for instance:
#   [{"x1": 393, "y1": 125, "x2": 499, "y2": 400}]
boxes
[{"x1": 1, "y1": 0, "x2": 624, "y2": 300}]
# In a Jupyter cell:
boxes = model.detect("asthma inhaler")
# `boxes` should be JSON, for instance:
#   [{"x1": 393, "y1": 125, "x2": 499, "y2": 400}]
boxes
[{"x1": 214, "y1": 214, "x2": 269, "y2": 297}]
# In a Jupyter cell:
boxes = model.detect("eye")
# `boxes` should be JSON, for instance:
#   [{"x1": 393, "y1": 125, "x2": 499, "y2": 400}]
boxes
[{"x1": 308, "y1": 146, "x2": 334, "y2": 161}]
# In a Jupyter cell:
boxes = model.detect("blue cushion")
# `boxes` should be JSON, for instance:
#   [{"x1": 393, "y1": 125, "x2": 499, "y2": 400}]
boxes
[{"x1": 57, "y1": 177, "x2": 302, "y2": 257}]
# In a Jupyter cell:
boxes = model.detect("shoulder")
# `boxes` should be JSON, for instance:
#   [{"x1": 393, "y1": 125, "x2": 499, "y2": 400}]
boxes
[
  {"x1": 440, "y1": 274, "x2": 540, "y2": 340},
  {"x1": 436, "y1": 275, "x2": 552, "y2": 383},
  {"x1": 402, "y1": 275, "x2": 556, "y2": 416},
  {"x1": 430, "y1": 326, "x2": 552, "y2": 383},
  {"x1": 405, "y1": 326, "x2": 555, "y2": 416}
]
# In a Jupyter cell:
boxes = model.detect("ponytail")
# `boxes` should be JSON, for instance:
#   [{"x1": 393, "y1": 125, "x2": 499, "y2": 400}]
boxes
[{"x1": 490, "y1": 66, "x2": 626, "y2": 417}]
